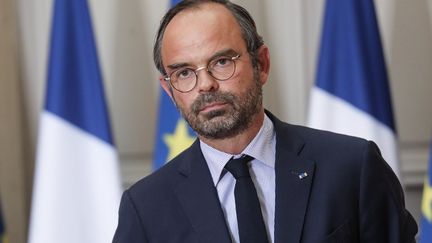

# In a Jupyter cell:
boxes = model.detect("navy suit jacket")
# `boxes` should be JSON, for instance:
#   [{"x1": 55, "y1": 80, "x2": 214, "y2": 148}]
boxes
[{"x1": 113, "y1": 112, "x2": 417, "y2": 243}]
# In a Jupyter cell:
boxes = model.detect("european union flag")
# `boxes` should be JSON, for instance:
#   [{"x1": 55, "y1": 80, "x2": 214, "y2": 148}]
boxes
[
  {"x1": 420, "y1": 138, "x2": 432, "y2": 242},
  {"x1": 153, "y1": 0, "x2": 196, "y2": 170}
]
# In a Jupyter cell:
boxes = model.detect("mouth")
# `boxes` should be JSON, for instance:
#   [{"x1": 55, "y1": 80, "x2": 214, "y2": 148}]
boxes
[{"x1": 199, "y1": 102, "x2": 228, "y2": 113}]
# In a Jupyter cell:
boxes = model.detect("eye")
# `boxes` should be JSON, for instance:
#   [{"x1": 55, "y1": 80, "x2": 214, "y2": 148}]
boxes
[
  {"x1": 175, "y1": 68, "x2": 194, "y2": 80},
  {"x1": 213, "y1": 57, "x2": 231, "y2": 67}
]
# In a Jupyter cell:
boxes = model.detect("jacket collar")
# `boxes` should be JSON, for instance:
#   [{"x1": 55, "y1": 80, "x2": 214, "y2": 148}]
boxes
[
  {"x1": 175, "y1": 140, "x2": 232, "y2": 243},
  {"x1": 176, "y1": 111, "x2": 315, "y2": 243}
]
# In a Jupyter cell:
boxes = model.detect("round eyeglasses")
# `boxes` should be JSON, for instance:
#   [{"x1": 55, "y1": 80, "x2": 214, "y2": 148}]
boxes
[{"x1": 164, "y1": 54, "x2": 241, "y2": 93}]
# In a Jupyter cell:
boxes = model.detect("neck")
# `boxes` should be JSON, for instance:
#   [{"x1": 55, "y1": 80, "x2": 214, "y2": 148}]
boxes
[{"x1": 199, "y1": 109, "x2": 265, "y2": 154}]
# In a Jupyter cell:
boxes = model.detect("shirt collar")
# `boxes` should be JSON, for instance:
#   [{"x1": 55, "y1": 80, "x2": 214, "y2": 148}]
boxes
[{"x1": 200, "y1": 114, "x2": 276, "y2": 186}]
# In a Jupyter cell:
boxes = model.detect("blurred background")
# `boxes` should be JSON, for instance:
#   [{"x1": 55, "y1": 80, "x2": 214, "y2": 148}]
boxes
[{"x1": 1, "y1": 0, "x2": 431, "y2": 242}]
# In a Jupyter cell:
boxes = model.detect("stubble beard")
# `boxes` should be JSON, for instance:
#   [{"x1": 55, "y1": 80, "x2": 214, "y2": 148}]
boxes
[{"x1": 178, "y1": 72, "x2": 263, "y2": 140}]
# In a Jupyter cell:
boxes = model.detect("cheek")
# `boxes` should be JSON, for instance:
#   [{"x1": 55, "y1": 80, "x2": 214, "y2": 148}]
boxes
[
  {"x1": 237, "y1": 64, "x2": 256, "y2": 82},
  {"x1": 173, "y1": 93, "x2": 195, "y2": 110},
  {"x1": 226, "y1": 71, "x2": 255, "y2": 91}
]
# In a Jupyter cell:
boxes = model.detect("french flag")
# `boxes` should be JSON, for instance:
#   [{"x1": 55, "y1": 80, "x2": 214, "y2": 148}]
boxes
[
  {"x1": 28, "y1": 0, "x2": 122, "y2": 242},
  {"x1": 307, "y1": 0, "x2": 399, "y2": 175}
]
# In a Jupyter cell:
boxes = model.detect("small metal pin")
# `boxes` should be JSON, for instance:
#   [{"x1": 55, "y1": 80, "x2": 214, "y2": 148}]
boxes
[{"x1": 298, "y1": 172, "x2": 308, "y2": 180}]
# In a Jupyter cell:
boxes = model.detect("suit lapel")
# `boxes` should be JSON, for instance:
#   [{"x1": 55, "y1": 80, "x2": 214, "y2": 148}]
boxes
[
  {"x1": 274, "y1": 147, "x2": 315, "y2": 243},
  {"x1": 174, "y1": 112, "x2": 315, "y2": 243},
  {"x1": 268, "y1": 112, "x2": 315, "y2": 243},
  {"x1": 175, "y1": 141, "x2": 231, "y2": 243}
]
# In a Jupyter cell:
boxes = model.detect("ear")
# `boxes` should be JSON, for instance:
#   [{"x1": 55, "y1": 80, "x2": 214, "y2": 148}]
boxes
[{"x1": 257, "y1": 45, "x2": 270, "y2": 85}]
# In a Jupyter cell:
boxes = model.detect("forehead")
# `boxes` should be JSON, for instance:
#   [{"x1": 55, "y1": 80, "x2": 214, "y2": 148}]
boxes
[{"x1": 161, "y1": 3, "x2": 245, "y2": 67}]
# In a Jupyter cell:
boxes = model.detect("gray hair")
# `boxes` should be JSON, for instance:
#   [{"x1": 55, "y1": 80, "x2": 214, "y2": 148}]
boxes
[{"x1": 153, "y1": 0, "x2": 264, "y2": 75}]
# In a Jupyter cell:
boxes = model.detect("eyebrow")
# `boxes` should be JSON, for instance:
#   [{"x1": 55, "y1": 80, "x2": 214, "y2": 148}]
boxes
[{"x1": 166, "y1": 48, "x2": 239, "y2": 71}]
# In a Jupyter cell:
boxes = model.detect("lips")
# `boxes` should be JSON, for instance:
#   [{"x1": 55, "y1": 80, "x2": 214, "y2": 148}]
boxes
[
  {"x1": 199, "y1": 102, "x2": 228, "y2": 113},
  {"x1": 191, "y1": 92, "x2": 236, "y2": 115}
]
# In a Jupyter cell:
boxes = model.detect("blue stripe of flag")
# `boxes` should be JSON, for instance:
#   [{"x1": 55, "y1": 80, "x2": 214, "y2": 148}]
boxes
[
  {"x1": 45, "y1": 0, "x2": 113, "y2": 144},
  {"x1": 316, "y1": 0, "x2": 395, "y2": 131}
]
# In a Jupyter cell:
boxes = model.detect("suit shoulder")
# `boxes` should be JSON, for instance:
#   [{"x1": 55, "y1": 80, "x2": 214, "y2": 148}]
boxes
[
  {"x1": 287, "y1": 123, "x2": 369, "y2": 149},
  {"x1": 286, "y1": 124, "x2": 397, "y2": 181},
  {"x1": 285, "y1": 124, "x2": 380, "y2": 170},
  {"x1": 268, "y1": 110, "x2": 367, "y2": 148}
]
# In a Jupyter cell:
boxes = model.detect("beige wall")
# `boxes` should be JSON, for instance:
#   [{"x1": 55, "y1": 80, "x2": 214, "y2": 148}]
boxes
[
  {"x1": 0, "y1": 0, "x2": 431, "y2": 242},
  {"x1": 0, "y1": 0, "x2": 29, "y2": 243}
]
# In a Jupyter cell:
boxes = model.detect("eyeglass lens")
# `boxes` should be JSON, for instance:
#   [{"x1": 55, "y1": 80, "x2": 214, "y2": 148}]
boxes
[{"x1": 169, "y1": 55, "x2": 238, "y2": 93}]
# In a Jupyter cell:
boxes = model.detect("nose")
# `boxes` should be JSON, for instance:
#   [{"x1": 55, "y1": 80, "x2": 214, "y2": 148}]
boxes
[{"x1": 196, "y1": 67, "x2": 219, "y2": 92}]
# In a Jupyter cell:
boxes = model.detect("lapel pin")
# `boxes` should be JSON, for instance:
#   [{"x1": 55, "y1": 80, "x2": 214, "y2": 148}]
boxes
[
  {"x1": 298, "y1": 172, "x2": 308, "y2": 180},
  {"x1": 290, "y1": 171, "x2": 309, "y2": 180}
]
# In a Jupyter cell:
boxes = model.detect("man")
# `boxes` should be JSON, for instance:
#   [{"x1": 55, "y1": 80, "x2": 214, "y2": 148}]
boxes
[{"x1": 113, "y1": 0, "x2": 418, "y2": 242}]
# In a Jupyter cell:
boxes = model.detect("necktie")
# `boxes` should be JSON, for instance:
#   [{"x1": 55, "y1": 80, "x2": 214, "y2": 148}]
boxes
[{"x1": 225, "y1": 155, "x2": 269, "y2": 243}]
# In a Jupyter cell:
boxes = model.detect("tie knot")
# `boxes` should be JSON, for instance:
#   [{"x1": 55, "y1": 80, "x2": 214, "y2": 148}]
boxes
[{"x1": 224, "y1": 155, "x2": 254, "y2": 179}]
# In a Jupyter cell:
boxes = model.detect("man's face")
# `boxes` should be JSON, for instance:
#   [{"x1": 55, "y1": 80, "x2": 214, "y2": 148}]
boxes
[{"x1": 160, "y1": 3, "x2": 268, "y2": 140}]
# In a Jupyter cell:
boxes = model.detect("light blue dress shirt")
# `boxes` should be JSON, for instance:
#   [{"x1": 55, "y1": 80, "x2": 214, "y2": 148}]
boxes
[{"x1": 200, "y1": 114, "x2": 276, "y2": 243}]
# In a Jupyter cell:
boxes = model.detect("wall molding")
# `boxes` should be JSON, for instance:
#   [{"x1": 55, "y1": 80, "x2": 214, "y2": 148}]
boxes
[{"x1": 401, "y1": 141, "x2": 430, "y2": 186}]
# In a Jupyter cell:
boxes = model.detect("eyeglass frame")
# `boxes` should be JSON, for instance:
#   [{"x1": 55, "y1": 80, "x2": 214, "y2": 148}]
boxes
[{"x1": 163, "y1": 54, "x2": 242, "y2": 93}]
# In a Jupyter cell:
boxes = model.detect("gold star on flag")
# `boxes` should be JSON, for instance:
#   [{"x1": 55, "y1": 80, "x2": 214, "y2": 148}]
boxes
[
  {"x1": 422, "y1": 177, "x2": 432, "y2": 222},
  {"x1": 163, "y1": 119, "x2": 195, "y2": 161}
]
